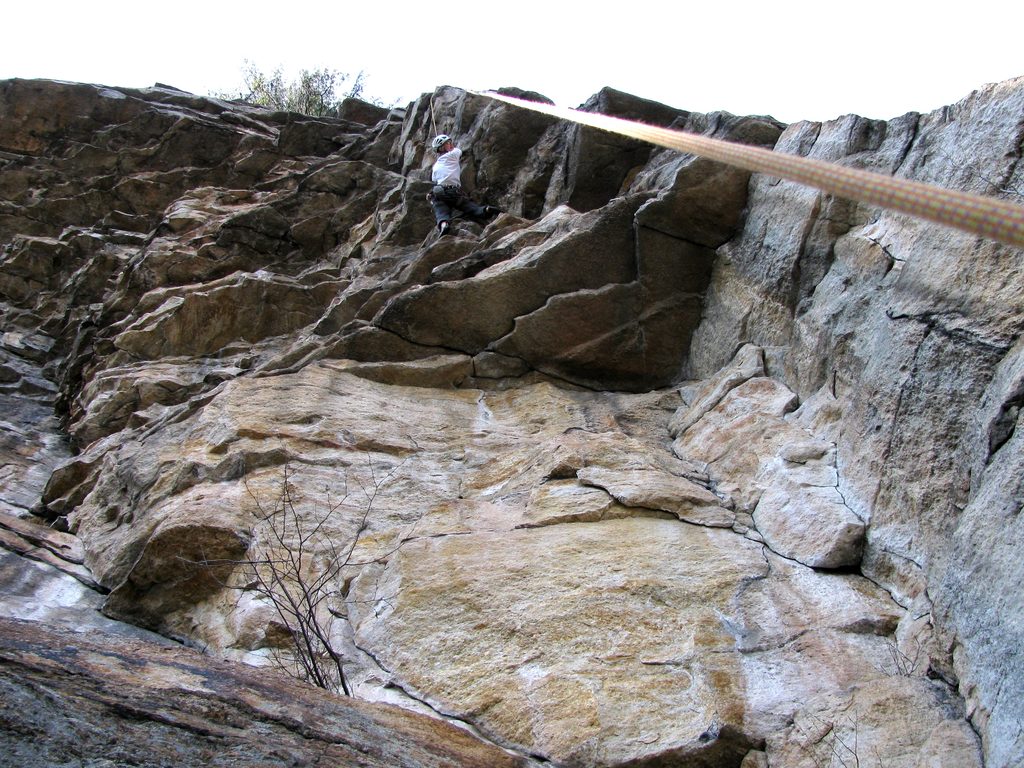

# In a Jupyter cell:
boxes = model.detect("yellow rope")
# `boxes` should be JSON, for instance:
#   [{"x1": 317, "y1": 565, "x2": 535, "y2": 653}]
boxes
[{"x1": 475, "y1": 91, "x2": 1024, "y2": 250}]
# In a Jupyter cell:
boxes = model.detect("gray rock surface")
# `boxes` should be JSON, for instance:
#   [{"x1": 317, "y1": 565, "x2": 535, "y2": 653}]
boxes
[{"x1": 685, "y1": 76, "x2": 1024, "y2": 766}]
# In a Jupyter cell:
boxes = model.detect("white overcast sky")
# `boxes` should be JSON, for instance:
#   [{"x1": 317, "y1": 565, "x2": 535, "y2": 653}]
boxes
[{"x1": 3, "y1": 1, "x2": 1022, "y2": 125}]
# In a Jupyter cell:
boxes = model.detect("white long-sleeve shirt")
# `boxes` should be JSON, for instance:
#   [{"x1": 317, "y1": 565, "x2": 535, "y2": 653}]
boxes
[{"x1": 431, "y1": 147, "x2": 463, "y2": 187}]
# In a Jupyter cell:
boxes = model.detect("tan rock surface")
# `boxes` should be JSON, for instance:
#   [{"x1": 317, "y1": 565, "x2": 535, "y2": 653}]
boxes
[
  {"x1": 576, "y1": 465, "x2": 734, "y2": 527},
  {"x1": 36, "y1": 358, "x2": 920, "y2": 765},
  {"x1": 349, "y1": 517, "x2": 901, "y2": 766}
]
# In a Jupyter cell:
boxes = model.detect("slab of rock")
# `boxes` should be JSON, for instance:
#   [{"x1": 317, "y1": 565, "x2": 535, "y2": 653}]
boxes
[
  {"x1": 0, "y1": 392, "x2": 70, "y2": 516},
  {"x1": 577, "y1": 465, "x2": 734, "y2": 527},
  {"x1": 671, "y1": 375, "x2": 799, "y2": 512},
  {"x1": 52, "y1": 368, "x2": 691, "y2": 640},
  {"x1": 350, "y1": 517, "x2": 902, "y2": 766},
  {"x1": 36, "y1": 359, "x2": 925, "y2": 766},
  {"x1": 673, "y1": 352, "x2": 864, "y2": 568},
  {"x1": 0, "y1": 615, "x2": 526, "y2": 768},
  {"x1": 669, "y1": 343, "x2": 765, "y2": 437},
  {"x1": 753, "y1": 451, "x2": 865, "y2": 569},
  {"x1": 521, "y1": 479, "x2": 617, "y2": 527},
  {"x1": 113, "y1": 271, "x2": 340, "y2": 359},
  {"x1": 376, "y1": 200, "x2": 638, "y2": 354},
  {"x1": 0, "y1": 511, "x2": 95, "y2": 588},
  {"x1": 69, "y1": 359, "x2": 246, "y2": 447},
  {"x1": 324, "y1": 353, "x2": 474, "y2": 388}
]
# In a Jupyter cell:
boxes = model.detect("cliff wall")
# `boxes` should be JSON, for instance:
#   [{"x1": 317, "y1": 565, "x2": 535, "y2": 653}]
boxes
[{"x1": 1, "y1": 76, "x2": 1021, "y2": 767}]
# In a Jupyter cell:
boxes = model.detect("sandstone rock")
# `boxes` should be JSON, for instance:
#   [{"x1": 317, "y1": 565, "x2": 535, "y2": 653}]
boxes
[
  {"x1": 376, "y1": 200, "x2": 638, "y2": 354},
  {"x1": 672, "y1": 374, "x2": 798, "y2": 510},
  {"x1": 54, "y1": 366, "x2": 668, "y2": 598},
  {"x1": 350, "y1": 517, "x2": 903, "y2": 766},
  {"x1": 69, "y1": 359, "x2": 246, "y2": 446},
  {"x1": 0, "y1": 392, "x2": 70, "y2": 516},
  {"x1": 0, "y1": 511, "x2": 93, "y2": 587},
  {"x1": 673, "y1": 352, "x2": 865, "y2": 568},
  {"x1": 40, "y1": 356, "x2": 891, "y2": 768},
  {"x1": 556, "y1": 114, "x2": 656, "y2": 212},
  {"x1": 630, "y1": 113, "x2": 784, "y2": 249},
  {"x1": 112, "y1": 272, "x2": 341, "y2": 359},
  {"x1": 323, "y1": 353, "x2": 473, "y2": 388},
  {"x1": 472, "y1": 350, "x2": 532, "y2": 379},
  {"x1": 492, "y1": 274, "x2": 705, "y2": 392},
  {"x1": 0, "y1": 544, "x2": 178, "y2": 646},
  {"x1": 752, "y1": 449, "x2": 865, "y2": 569},
  {"x1": 337, "y1": 96, "x2": 390, "y2": 126},
  {"x1": 521, "y1": 479, "x2": 616, "y2": 526}
]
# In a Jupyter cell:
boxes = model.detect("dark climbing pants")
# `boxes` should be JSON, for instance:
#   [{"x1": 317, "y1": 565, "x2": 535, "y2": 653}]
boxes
[{"x1": 430, "y1": 184, "x2": 487, "y2": 227}]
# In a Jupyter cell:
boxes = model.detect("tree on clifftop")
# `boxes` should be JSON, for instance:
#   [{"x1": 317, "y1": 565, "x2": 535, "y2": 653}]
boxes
[{"x1": 213, "y1": 60, "x2": 369, "y2": 117}]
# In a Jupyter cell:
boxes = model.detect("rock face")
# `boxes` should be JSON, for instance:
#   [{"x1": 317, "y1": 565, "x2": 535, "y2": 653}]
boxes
[
  {"x1": 351, "y1": 518, "x2": 902, "y2": 765},
  {"x1": 1, "y1": 74, "x2": 1021, "y2": 766}
]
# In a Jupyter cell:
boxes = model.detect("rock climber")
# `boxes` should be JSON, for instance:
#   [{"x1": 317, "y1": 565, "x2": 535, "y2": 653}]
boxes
[{"x1": 428, "y1": 134, "x2": 498, "y2": 236}]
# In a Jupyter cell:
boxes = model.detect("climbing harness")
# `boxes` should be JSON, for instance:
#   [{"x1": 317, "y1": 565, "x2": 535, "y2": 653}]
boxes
[{"x1": 475, "y1": 91, "x2": 1024, "y2": 250}]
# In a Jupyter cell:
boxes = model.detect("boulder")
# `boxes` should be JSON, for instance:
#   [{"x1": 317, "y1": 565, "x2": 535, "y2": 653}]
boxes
[
  {"x1": 576, "y1": 465, "x2": 734, "y2": 527},
  {"x1": 337, "y1": 96, "x2": 391, "y2": 126},
  {"x1": 752, "y1": 450, "x2": 865, "y2": 569}
]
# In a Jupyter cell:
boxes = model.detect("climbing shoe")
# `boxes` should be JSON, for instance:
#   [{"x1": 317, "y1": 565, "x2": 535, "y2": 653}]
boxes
[{"x1": 438, "y1": 220, "x2": 451, "y2": 236}]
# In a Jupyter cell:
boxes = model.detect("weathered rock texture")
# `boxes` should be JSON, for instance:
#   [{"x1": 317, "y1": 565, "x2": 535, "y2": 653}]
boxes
[
  {"x1": 0, "y1": 615, "x2": 526, "y2": 768},
  {"x1": 1, "y1": 74, "x2": 1021, "y2": 766}
]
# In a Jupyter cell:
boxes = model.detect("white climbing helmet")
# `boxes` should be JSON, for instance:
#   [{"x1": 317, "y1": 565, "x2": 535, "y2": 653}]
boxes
[{"x1": 431, "y1": 134, "x2": 452, "y2": 151}]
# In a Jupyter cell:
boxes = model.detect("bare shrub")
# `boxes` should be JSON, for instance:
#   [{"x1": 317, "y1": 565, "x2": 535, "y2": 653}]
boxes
[{"x1": 196, "y1": 458, "x2": 413, "y2": 695}]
